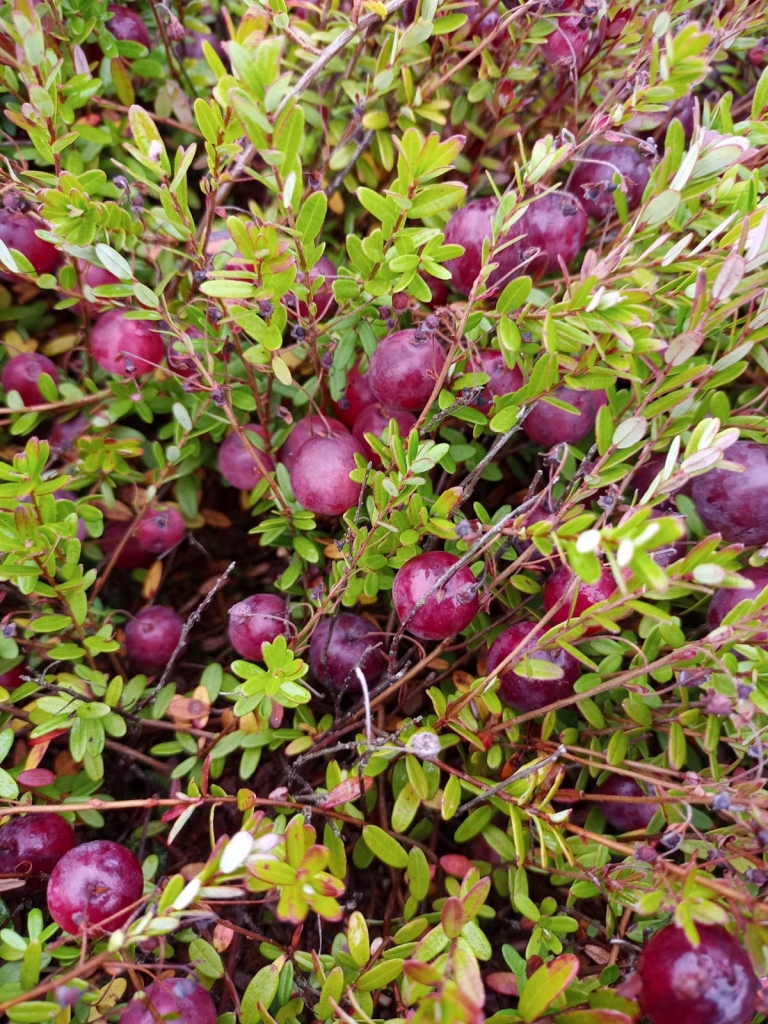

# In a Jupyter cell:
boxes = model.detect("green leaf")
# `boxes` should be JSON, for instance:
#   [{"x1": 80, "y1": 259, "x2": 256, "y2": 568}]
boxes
[
  {"x1": 295, "y1": 192, "x2": 327, "y2": 244},
  {"x1": 554, "y1": 1011, "x2": 634, "y2": 1024},
  {"x1": 406, "y1": 845, "x2": 430, "y2": 901},
  {"x1": 518, "y1": 954, "x2": 580, "y2": 1022},
  {"x1": 241, "y1": 960, "x2": 283, "y2": 1024},
  {"x1": 28, "y1": 614, "x2": 72, "y2": 633},
  {"x1": 0, "y1": 768, "x2": 19, "y2": 799},
  {"x1": 357, "y1": 957, "x2": 405, "y2": 991},
  {"x1": 347, "y1": 910, "x2": 370, "y2": 967},
  {"x1": 128, "y1": 104, "x2": 170, "y2": 175},
  {"x1": 496, "y1": 276, "x2": 532, "y2": 315},
  {"x1": 362, "y1": 825, "x2": 409, "y2": 868},
  {"x1": 391, "y1": 782, "x2": 421, "y2": 833}
]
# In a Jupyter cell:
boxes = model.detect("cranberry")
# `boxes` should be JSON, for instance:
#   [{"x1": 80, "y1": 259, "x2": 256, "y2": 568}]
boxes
[
  {"x1": 691, "y1": 441, "x2": 768, "y2": 547},
  {"x1": 122, "y1": 979, "x2": 217, "y2": 1024},
  {"x1": 91, "y1": 310, "x2": 164, "y2": 378},
  {"x1": 636, "y1": 923, "x2": 758, "y2": 1024},
  {"x1": 392, "y1": 551, "x2": 479, "y2": 641},
  {"x1": 0, "y1": 813, "x2": 75, "y2": 880},
  {"x1": 368, "y1": 329, "x2": 447, "y2": 411},
  {"x1": 228, "y1": 594, "x2": 294, "y2": 661},
  {"x1": 570, "y1": 142, "x2": 652, "y2": 219},
  {"x1": 487, "y1": 621, "x2": 580, "y2": 710},
  {"x1": 332, "y1": 364, "x2": 376, "y2": 428},
  {"x1": 309, "y1": 613, "x2": 386, "y2": 691},
  {"x1": 102, "y1": 522, "x2": 154, "y2": 571},
  {"x1": 542, "y1": 565, "x2": 616, "y2": 633},
  {"x1": 135, "y1": 505, "x2": 186, "y2": 556},
  {"x1": 0, "y1": 663, "x2": 26, "y2": 690},
  {"x1": 353, "y1": 404, "x2": 416, "y2": 466},
  {"x1": 467, "y1": 349, "x2": 523, "y2": 409},
  {"x1": 422, "y1": 272, "x2": 449, "y2": 306},
  {"x1": 542, "y1": 0, "x2": 591, "y2": 66},
  {"x1": 277, "y1": 415, "x2": 348, "y2": 472},
  {"x1": 292, "y1": 255, "x2": 337, "y2": 319},
  {"x1": 67, "y1": 261, "x2": 120, "y2": 317},
  {"x1": 524, "y1": 386, "x2": 600, "y2": 446},
  {"x1": 124, "y1": 606, "x2": 185, "y2": 671},
  {"x1": 0, "y1": 211, "x2": 59, "y2": 277},
  {"x1": 2, "y1": 352, "x2": 59, "y2": 405},
  {"x1": 218, "y1": 424, "x2": 274, "y2": 490},
  {"x1": 707, "y1": 567, "x2": 768, "y2": 634},
  {"x1": 47, "y1": 840, "x2": 144, "y2": 934},
  {"x1": 290, "y1": 433, "x2": 364, "y2": 516},
  {"x1": 106, "y1": 4, "x2": 151, "y2": 47},
  {"x1": 595, "y1": 775, "x2": 658, "y2": 832},
  {"x1": 49, "y1": 414, "x2": 88, "y2": 450}
]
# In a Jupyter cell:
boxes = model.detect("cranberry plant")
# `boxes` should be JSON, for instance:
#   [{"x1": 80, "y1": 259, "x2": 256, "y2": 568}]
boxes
[{"x1": 1, "y1": 0, "x2": 768, "y2": 1022}]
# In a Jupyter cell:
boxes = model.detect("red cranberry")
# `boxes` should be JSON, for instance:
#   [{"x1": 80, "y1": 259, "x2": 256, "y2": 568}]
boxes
[
  {"x1": 353, "y1": 404, "x2": 416, "y2": 466},
  {"x1": 91, "y1": 310, "x2": 164, "y2": 378},
  {"x1": 102, "y1": 522, "x2": 154, "y2": 571},
  {"x1": 332, "y1": 364, "x2": 376, "y2": 428},
  {"x1": 309, "y1": 613, "x2": 386, "y2": 692},
  {"x1": 47, "y1": 840, "x2": 144, "y2": 934},
  {"x1": 124, "y1": 606, "x2": 185, "y2": 671},
  {"x1": 487, "y1": 621, "x2": 580, "y2": 710},
  {"x1": 542, "y1": 565, "x2": 616, "y2": 634},
  {"x1": 595, "y1": 775, "x2": 659, "y2": 832},
  {"x1": 135, "y1": 505, "x2": 185, "y2": 556},
  {"x1": 50, "y1": 414, "x2": 89, "y2": 450},
  {"x1": 542, "y1": 0, "x2": 591, "y2": 66},
  {"x1": 467, "y1": 349, "x2": 523, "y2": 410},
  {"x1": 707, "y1": 567, "x2": 768, "y2": 634},
  {"x1": 392, "y1": 551, "x2": 479, "y2": 641},
  {"x1": 106, "y1": 4, "x2": 151, "y2": 47},
  {"x1": 290, "y1": 434, "x2": 364, "y2": 516},
  {"x1": 570, "y1": 142, "x2": 652, "y2": 219},
  {"x1": 293, "y1": 255, "x2": 336, "y2": 320},
  {"x1": 2, "y1": 352, "x2": 59, "y2": 405},
  {"x1": 636, "y1": 923, "x2": 758, "y2": 1024},
  {"x1": 422, "y1": 272, "x2": 449, "y2": 306},
  {"x1": 0, "y1": 211, "x2": 59, "y2": 277},
  {"x1": 67, "y1": 261, "x2": 120, "y2": 317},
  {"x1": 368, "y1": 329, "x2": 447, "y2": 411},
  {"x1": 692, "y1": 441, "x2": 768, "y2": 547},
  {"x1": 0, "y1": 663, "x2": 26, "y2": 690},
  {"x1": 524, "y1": 386, "x2": 600, "y2": 446},
  {"x1": 278, "y1": 415, "x2": 348, "y2": 472},
  {"x1": 122, "y1": 979, "x2": 217, "y2": 1024},
  {"x1": 0, "y1": 813, "x2": 75, "y2": 879},
  {"x1": 218, "y1": 424, "x2": 274, "y2": 490},
  {"x1": 228, "y1": 594, "x2": 294, "y2": 661}
]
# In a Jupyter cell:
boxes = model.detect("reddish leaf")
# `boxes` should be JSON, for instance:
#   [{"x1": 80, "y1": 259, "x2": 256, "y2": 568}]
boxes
[
  {"x1": 486, "y1": 972, "x2": 520, "y2": 997},
  {"x1": 440, "y1": 853, "x2": 474, "y2": 878},
  {"x1": 554, "y1": 1011, "x2": 634, "y2": 1024},
  {"x1": 403, "y1": 960, "x2": 443, "y2": 986},
  {"x1": 442, "y1": 896, "x2": 466, "y2": 938},
  {"x1": 17, "y1": 768, "x2": 55, "y2": 787},
  {"x1": 321, "y1": 775, "x2": 373, "y2": 808},
  {"x1": 518, "y1": 954, "x2": 580, "y2": 1023}
]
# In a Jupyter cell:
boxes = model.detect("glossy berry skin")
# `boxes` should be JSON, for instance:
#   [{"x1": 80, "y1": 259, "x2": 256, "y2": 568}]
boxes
[
  {"x1": 122, "y1": 979, "x2": 217, "y2": 1024},
  {"x1": 102, "y1": 522, "x2": 154, "y2": 571},
  {"x1": 353, "y1": 404, "x2": 416, "y2": 466},
  {"x1": 332, "y1": 364, "x2": 376, "y2": 428},
  {"x1": 290, "y1": 434, "x2": 364, "y2": 516},
  {"x1": 0, "y1": 663, "x2": 26, "y2": 690},
  {"x1": 229, "y1": 594, "x2": 294, "y2": 661},
  {"x1": 68, "y1": 261, "x2": 120, "y2": 317},
  {"x1": 542, "y1": 0, "x2": 590, "y2": 66},
  {"x1": 570, "y1": 142, "x2": 652, "y2": 219},
  {"x1": 135, "y1": 505, "x2": 185, "y2": 556},
  {"x1": 368, "y1": 329, "x2": 446, "y2": 411},
  {"x1": 91, "y1": 309, "x2": 164, "y2": 378},
  {"x1": 294, "y1": 255, "x2": 336, "y2": 319},
  {"x1": 219, "y1": 424, "x2": 274, "y2": 490},
  {"x1": 47, "y1": 840, "x2": 144, "y2": 934},
  {"x1": 125, "y1": 606, "x2": 184, "y2": 671},
  {"x1": 278, "y1": 415, "x2": 348, "y2": 472},
  {"x1": 0, "y1": 211, "x2": 59, "y2": 277},
  {"x1": 468, "y1": 349, "x2": 523, "y2": 410},
  {"x1": 487, "y1": 621, "x2": 580, "y2": 711},
  {"x1": 106, "y1": 4, "x2": 151, "y2": 47},
  {"x1": 393, "y1": 551, "x2": 479, "y2": 641},
  {"x1": 595, "y1": 775, "x2": 658, "y2": 832},
  {"x1": 444, "y1": 192, "x2": 587, "y2": 294},
  {"x1": 692, "y1": 441, "x2": 768, "y2": 547},
  {"x1": 0, "y1": 813, "x2": 75, "y2": 878},
  {"x1": 524, "y1": 386, "x2": 600, "y2": 446},
  {"x1": 543, "y1": 565, "x2": 615, "y2": 633},
  {"x1": 636, "y1": 924, "x2": 758, "y2": 1024},
  {"x1": 309, "y1": 613, "x2": 386, "y2": 692},
  {"x1": 2, "y1": 352, "x2": 59, "y2": 405},
  {"x1": 422, "y1": 272, "x2": 448, "y2": 306},
  {"x1": 707, "y1": 567, "x2": 768, "y2": 633}
]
